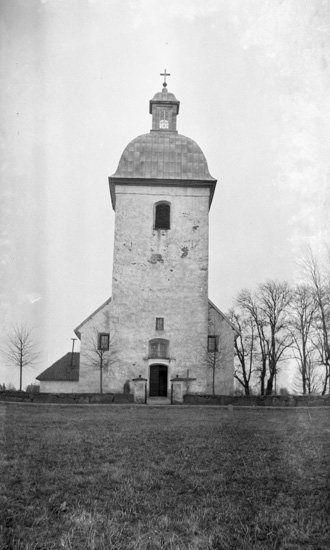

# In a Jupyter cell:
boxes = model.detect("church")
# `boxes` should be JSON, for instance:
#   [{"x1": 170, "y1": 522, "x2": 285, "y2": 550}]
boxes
[{"x1": 37, "y1": 74, "x2": 238, "y2": 399}]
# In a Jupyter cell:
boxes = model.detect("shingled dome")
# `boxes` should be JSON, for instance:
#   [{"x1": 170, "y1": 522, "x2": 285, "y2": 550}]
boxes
[
  {"x1": 149, "y1": 89, "x2": 179, "y2": 105},
  {"x1": 112, "y1": 132, "x2": 215, "y2": 180}
]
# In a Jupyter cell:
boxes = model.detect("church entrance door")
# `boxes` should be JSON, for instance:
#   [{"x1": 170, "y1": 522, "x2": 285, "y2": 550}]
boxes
[{"x1": 149, "y1": 365, "x2": 168, "y2": 397}]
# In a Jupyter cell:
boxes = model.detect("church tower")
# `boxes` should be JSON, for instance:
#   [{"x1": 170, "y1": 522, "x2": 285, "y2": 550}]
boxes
[
  {"x1": 74, "y1": 74, "x2": 236, "y2": 397},
  {"x1": 108, "y1": 76, "x2": 216, "y2": 396}
]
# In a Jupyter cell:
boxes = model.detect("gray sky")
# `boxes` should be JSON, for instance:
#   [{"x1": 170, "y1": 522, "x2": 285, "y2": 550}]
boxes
[{"x1": 1, "y1": 0, "x2": 330, "y2": 388}]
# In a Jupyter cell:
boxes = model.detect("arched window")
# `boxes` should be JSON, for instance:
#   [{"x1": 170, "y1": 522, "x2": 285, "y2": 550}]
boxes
[
  {"x1": 154, "y1": 202, "x2": 170, "y2": 230},
  {"x1": 149, "y1": 338, "x2": 169, "y2": 359}
]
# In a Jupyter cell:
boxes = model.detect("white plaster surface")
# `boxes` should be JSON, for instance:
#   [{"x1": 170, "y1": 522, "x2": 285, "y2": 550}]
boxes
[
  {"x1": 207, "y1": 303, "x2": 236, "y2": 395},
  {"x1": 110, "y1": 184, "x2": 210, "y2": 394},
  {"x1": 76, "y1": 183, "x2": 236, "y2": 396},
  {"x1": 39, "y1": 381, "x2": 79, "y2": 393}
]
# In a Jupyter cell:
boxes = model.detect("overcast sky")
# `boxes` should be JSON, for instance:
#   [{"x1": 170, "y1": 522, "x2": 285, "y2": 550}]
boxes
[{"x1": 1, "y1": 0, "x2": 330, "y2": 388}]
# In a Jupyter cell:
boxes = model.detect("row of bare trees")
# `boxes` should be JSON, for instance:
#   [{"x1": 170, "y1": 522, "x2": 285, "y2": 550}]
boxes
[{"x1": 229, "y1": 248, "x2": 330, "y2": 396}]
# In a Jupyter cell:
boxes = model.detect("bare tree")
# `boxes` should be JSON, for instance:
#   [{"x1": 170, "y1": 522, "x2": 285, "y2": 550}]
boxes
[
  {"x1": 84, "y1": 325, "x2": 119, "y2": 394},
  {"x1": 205, "y1": 304, "x2": 234, "y2": 395},
  {"x1": 205, "y1": 336, "x2": 223, "y2": 396},
  {"x1": 1, "y1": 325, "x2": 40, "y2": 391},
  {"x1": 292, "y1": 353, "x2": 323, "y2": 395},
  {"x1": 236, "y1": 288, "x2": 269, "y2": 395},
  {"x1": 288, "y1": 284, "x2": 317, "y2": 394},
  {"x1": 301, "y1": 247, "x2": 330, "y2": 394},
  {"x1": 258, "y1": 281, "x2": 293, "y2": 395},
  {"x1": 237, "y1": 281, "x2": 293, "y2": 395},
  {"x1": 228, "y1": 308, "x2": 256, "y2": 396}
]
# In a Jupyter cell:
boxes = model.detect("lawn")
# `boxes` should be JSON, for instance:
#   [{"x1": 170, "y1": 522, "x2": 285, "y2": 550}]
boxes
[{"x1": 1, "y1": 404, "x2": 330, "y2": 550}]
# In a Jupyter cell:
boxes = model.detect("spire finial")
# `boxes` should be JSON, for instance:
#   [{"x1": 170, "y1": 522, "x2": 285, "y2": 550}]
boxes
[{"x1": 160, "y1": 69, "x2": 171, "y2": 89}]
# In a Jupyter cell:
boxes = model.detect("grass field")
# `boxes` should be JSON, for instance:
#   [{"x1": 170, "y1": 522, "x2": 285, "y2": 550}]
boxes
[{"x1": 1, "y1": 404, "x2": 330, "y2": 550}]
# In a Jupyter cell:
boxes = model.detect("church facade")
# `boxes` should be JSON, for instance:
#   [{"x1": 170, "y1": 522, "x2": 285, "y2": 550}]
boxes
[{"x1": 38, "y1": 78, "x2": 237, "y2": 397}]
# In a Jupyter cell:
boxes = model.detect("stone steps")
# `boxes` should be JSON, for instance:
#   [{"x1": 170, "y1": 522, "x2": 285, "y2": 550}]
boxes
[{"x1": 147, "y1": 397, "x2": 171, "y2": 406}]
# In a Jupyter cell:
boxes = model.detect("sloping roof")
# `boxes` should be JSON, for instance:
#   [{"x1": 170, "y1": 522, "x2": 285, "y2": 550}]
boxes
[
  {"x1": 36, "y1": 352, "x2": 79, "y2": 381},
  {"x1": 208, "y1": 299, "x2": 240, "y2": 336},
  {"x1": 74, "y1": 297, "x2": 112, "y2": 339},
  {"x1": 111, "y1": 132, "x2": 216, "y2": 181}
]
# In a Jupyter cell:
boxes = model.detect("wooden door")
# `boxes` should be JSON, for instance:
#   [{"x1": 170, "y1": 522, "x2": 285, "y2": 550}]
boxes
[{"x1": 150, "y1": 365, "x2": 168, "y2": 396}]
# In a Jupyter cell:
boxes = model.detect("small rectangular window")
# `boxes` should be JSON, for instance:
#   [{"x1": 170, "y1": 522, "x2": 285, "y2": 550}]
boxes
[
  {"x1": 208, "y1": 336, "x2": 217, "y2": 352},
  {"x1": 156, "y1": 317, "x2": 164, "y2": 331},
  {"x1": 98, "y1": 333, "x2": 110, "y2": 351}
]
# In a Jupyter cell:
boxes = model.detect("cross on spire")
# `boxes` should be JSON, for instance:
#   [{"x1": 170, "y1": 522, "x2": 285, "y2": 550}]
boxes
[{"x1": 160, "y1": 69, "x2": 171, "y2": 88}]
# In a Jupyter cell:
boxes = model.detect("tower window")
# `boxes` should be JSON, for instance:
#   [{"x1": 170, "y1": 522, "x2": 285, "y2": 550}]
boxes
[
  {"x1": 159, "y1": 110, "x2": 169, "y2": 129},
  {"x1": 156, "y1": 317, "x2": 164, "y2": 331},
  {"x1": 155, "y1": 202, "x2": 170, "y2": 230}
]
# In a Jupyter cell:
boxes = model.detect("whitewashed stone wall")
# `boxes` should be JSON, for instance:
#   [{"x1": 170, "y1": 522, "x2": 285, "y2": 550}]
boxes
[
  {"x1": 39, "y1": 381, "x2": 79, "y2": 393},
  {"x1": 207, "y1": 302, "x2": 236, "y2": 395},
  {"x1": 110, "y1": 184, "x2": 210, "y2": 395},
  {"x1": 76, "y1": 184, "x2": 235, "y2": 396},
  {"x1": 77, "y1": 300, "x2": 118, "y2": 393}
]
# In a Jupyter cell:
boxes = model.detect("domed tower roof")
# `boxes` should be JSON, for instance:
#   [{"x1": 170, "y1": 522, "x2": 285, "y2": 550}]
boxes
[
  {"x1": 112, "y1": 132, "x2": 215, "y2": 181},
  {"x1": 109, "y1": 79, "x2": 217, "y2": 209},
  {"x1": 149, "y1": 89, "x2": 179, "y2": 104}
]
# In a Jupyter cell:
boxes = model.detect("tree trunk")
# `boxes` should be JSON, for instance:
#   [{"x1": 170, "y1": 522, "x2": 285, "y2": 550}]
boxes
[
  {"x1": 321, "y1": 369, "x2": 329, "y2": 396},
  {"x1": 302, "y1": 359, "x2": 306, "y2": 395},
  {"x1": 260, "y1": 378, "x2": 264, "y2": 396},
  {"x1": 302, "y1": 343, "x2": 307, "y2": 394},
  {"x1": 260, "y1": 362, "x2": 266, "y2": 395},
  {"x1": 265, "y1": 375, "x2": 274, "y2": 395},
  {"x1": 100, "y1": 352, "x2": 103, "y2": 395},
  {"x1": 19, "y1": 352, "x2": 23, "y2": 391},
  {"x1": 302, "y1": 376, "x2": 306, "y2": 394}
]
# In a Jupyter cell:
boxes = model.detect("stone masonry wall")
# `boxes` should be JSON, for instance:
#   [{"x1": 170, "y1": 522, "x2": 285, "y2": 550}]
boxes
[
  {"x1": 110, "y1": 184, "x2": 211, "y2": 395},
  {"x1": 1, "y1": 392, "x2": 329, "y2": 407},
  {"x1": 78, "y1": 302, "x2": 121, "y2": 393},
  {"x1": 207, "y1": 304, "x2": 235, "y2": 395}
]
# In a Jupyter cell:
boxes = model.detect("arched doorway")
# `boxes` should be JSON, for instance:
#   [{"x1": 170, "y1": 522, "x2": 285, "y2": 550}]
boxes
[{"x1": 149, "y1": 364, "x2": 168, "y2": 397}]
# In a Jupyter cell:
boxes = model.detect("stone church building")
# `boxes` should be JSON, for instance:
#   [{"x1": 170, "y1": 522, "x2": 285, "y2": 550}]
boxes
[{"x1": 37, "y1": 78, "x2": 238, "y2": 397}]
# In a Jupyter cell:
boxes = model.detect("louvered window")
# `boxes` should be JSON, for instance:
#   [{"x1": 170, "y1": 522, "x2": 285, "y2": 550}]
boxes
[{"x1": 159, "y1": 110, "x2": 169, "y2": 129}]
